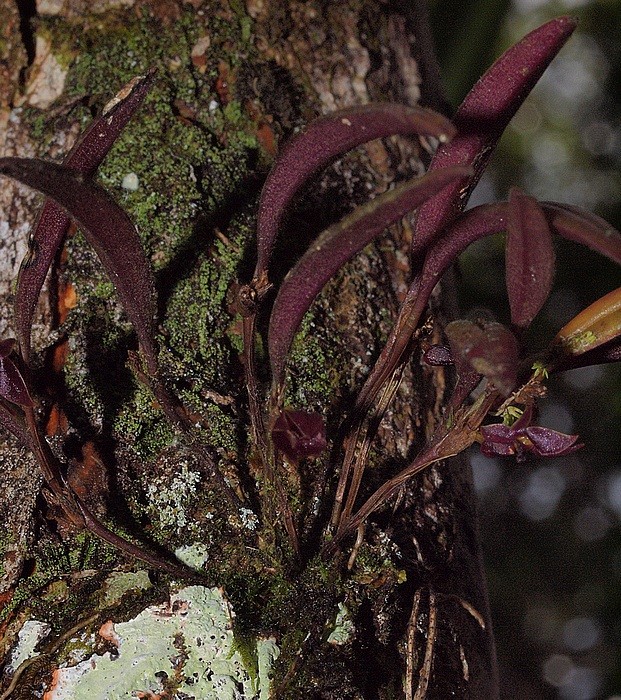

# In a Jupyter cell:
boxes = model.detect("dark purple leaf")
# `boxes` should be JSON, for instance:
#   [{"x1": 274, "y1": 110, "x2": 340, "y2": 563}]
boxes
[
  {"x1": 412, "y1": 200, "x2": 620, "y2": 339},
  {"x1": 0, "y1": 355, "x2": 34, "y2": 407},
  {"x1": 524, "y1": 426, "x2": 582, "y2": 456},
  {"x1": 541, "y1": 202, "x2": 621, "y2": 265},
  {"x1": 271, "y1": 409, "x2": 327, "y2": 461},
  {"x1": 506, "y1": 187, "x2": 555, "y2": 329},
  {"x1": 0, "y1": 158, "x2": 159, "y2": 373},
  {"x1": 268, "y1": 165, "x2": 472, "y2": 386},
  {"x1": 445, "y1": 319, "x2": 519, "y2": 396},
  {"x1": 255, "y1": 103, "x2": 457, "y2": 279},
  {"x1": 0, "y1": 338, "x2": 16, "y2": 358},
  {"x1": 412, "y1": 17, "x2": 576, "y2": 256},
  {"x1": 15, "y1": 69, "x2": 156, "y2": 362}
]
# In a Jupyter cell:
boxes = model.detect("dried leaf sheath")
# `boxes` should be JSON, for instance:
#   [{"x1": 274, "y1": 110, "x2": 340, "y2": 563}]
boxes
[
  {"x1": 268, "y1": 165, "x2": 472, "y2": 388},
  {"x1": 254, "y1": 103, "x2": 456, "y2": 279},
  {"x1": 0, "y1": 158, "x2": 159, "y2": 373},
  {"x1": 15, "y1": 69, "x2": 155, "y2": 362}
]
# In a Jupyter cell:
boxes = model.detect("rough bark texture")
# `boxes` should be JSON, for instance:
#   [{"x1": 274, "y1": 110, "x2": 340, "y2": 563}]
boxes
[{"x1": 0, "y1": 1, "x2": 497, "y2": 697}]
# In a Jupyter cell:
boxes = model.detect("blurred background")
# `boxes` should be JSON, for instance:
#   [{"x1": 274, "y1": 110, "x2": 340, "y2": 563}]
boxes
[{"x1": 429, "y1": 1, "x2": 621, "y2": 698}]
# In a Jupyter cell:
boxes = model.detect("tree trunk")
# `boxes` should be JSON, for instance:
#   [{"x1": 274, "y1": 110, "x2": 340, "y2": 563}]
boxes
[{"x1": 0, "y1": 1, "x2": 498, "y2": 697}]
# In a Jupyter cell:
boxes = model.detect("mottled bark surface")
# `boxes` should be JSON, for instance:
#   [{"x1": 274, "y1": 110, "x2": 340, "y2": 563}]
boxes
[{"x1": 0, "y1": 1, "x2": 497, "y2": 697}]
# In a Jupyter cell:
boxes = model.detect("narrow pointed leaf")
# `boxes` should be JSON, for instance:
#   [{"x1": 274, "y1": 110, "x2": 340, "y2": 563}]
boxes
[
  {"x1": 506, "y1": 187, "x2": 555, "y2": 329},
  {"x1": 409, "y1": 202, "x2": 509, "y2": 329},
  {"x1": 1, "y1": 158, "x2": 158, "y2": 372},
  {"x1": 15, "y1": 69, "x2": 156, "y2": 362},
  {"x1": 255, "y1": 103, "x2": 457, "y2": 279},
  {"x1": 268, "y1": 165, "x2": 472, "y2": 386},
  {"x1": 412, "y1": 16, "x2": 576, "y2": 255},
  {"x1": 553, "y1": 286, "x2": 621, "y2": 358},
  {"x1": 541, "y1": 202, "x2": 621, "y2": 265}
]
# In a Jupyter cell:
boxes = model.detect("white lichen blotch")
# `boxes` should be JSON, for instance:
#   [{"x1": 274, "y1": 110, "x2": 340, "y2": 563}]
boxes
[
  {"x1": 5, "y1": 620, "x2": 51, "y2": 674},
  {"x1": 121, "y1": 172, "x2": 139, "y2": 191},
  {"x1": 145, "y1": 461, "x2": 201, "y2": 535},
  {"x1": 44, "y1": 586, "x2": 279, "y2": 699}
]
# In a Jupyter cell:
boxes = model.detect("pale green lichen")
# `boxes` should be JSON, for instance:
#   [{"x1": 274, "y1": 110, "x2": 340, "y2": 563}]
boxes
[
  {"x1": 45, "y1": 586, "x2": 279, "y2": 700},
  {"x1": 145, "y1": 461, "x2": 202, "y2": 535},
  {"x1": 102, "y1": 570, "x2": 152, "y2": 606},
  {"x1": 327, "y1": 602, "x2": 355, "y2": 646},
  {"x1": 174, "y1": 542, "x2": 210, "y2": 570}
]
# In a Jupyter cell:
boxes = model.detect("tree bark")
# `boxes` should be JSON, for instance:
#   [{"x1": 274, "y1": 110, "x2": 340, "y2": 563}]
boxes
[{"x1": 0, "y1": 1, "x2": 498, "y2": 697}]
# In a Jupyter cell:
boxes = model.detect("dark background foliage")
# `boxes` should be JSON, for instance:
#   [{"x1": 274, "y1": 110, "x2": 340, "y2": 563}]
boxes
[{"x1": 430, "y1": 1, "x2": 621, "y2": 698}]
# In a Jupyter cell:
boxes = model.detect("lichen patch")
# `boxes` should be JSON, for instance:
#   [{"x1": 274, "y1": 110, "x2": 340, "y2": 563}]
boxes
[{"x1": 43, "y1": 586, "x2": 279, "y2": 699}]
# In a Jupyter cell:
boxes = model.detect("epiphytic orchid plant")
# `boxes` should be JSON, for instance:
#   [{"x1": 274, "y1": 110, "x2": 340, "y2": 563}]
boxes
[
  {"x1": 0, "y1": 16, "x2": 620, "y2": 574},
  {"x1": 237, "y1": 14, "x2": 621, "y2": 552}
]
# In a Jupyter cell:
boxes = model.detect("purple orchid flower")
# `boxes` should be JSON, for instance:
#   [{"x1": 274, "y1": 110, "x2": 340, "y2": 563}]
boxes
[{"x1": 480, "y1": 406, "x2": 582, "y2": 460}]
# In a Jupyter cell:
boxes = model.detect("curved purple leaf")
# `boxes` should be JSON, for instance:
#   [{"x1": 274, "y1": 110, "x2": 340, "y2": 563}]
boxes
[
  {"x1": 541, "y1": 202, "x2": 621, "y2": 265},
  {"x1": 268, "y1": 165, "x2": 472, "y2": 386},
  {"x1": 0, "y1": 401, "x2": 32, "y2": 448},
  {"x1": 255, "y1": 103, "x2": 457, "y2": 279},
  {"x1": 15, "y1": 69, "x2": 156, "y2": 362},
  {"x1": 506, "y1": 187, "x2": 555, "y2": 329},
  {"x1": 412, "y1": 16, "x2": 576, "y2": 256},
  {"x1": 0, "y1": 158, "x2": 158, "y2": 373}
]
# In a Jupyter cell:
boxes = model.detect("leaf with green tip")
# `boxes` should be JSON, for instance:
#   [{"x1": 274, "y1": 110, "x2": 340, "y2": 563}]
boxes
[
  {"x1": 506, "y1": 187, "x2": 555, "y2": 330},
  {"x1": 553, "y1": 286, "x2": 621, "y2": 359},
  {"x1": 412, "y1": 16, "x2": 577, "y2": 255},
  {"x1": 15, "y1": 69, "x2": 156, "y2": 362},
  {"x1": 0, "y1": 158, "x2": 158, "y2": 373},
  {"x1": 268, "y1": 165, "x2": 472, "y2": 387},
  {"x1": 554, "y1": 338, "x2": 621, "y2": 371},
  {"x1": 254, "y1": 103, "x2": 457, "y2": 279}
]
